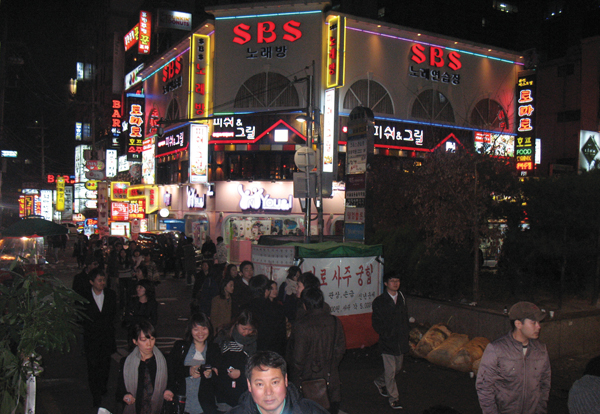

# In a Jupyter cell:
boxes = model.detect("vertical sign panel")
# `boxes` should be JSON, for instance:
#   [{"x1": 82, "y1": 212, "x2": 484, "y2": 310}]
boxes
[
  {"x1": 189, "y1": 34, "x2": 211, "y2": 119},
  {"x1": 127, "y1": 97, "x2": 144, "y2": 161},
  {"x1": 516, "y1": 74, "x2": 536, "y2": 175},
  {"x1": 323, "y1": 88, "x2": 336, "y2": 174},
  {"x1": 56, "y1": 177, "x2": 65, "y2": 211},
  {"x1": 190, "y1": 124, "x2": 209, "y2": 183},
  {"x1": 138, "y1": 11, "x2": 151, "y2": 55},
  {"x1": 326, "y1": 16, "x2": 345, "y2": 88}
]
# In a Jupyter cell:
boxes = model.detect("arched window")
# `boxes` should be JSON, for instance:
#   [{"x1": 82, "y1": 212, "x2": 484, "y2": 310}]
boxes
[
  {"x1": 470, "y1": 99, "x2": 507, "y2": 130},
  {"x1": 411, "y1": 90, "x2": 455, "y2": 123},
  {"x1": 234, "y1": 72, "x2": 299, "y2": 108},
  {"x1": 165, "y1": 98, "x2": 181, "y2": 122},
  {"x1": 343, "y1": 79, "x2": 394, "y2": 114}
]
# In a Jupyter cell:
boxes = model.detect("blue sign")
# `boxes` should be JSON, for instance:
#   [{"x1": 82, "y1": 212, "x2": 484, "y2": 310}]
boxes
[{"x1": 344, "y1": 223, "x2": 365, "y2": 242}]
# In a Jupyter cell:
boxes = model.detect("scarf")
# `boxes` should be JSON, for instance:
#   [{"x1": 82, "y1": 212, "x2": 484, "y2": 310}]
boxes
[
  {"x1": 123, "y1": 346, "x2": 168, "y2": 414},
  {"x1": 284, "y1": 279, "x2": 298, "y2": 296},
  {"x1": 232, "y1": 327, "x2": 258, "y2": 356}
]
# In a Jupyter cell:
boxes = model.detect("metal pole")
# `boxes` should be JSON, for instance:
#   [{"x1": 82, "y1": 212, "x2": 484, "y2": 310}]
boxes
[
  {"x1": 304, "y1": 74, "x2": 312, "y2": 243},
  {"x1": 315, "y1": 107, "x2": 324, "y2": 243}
]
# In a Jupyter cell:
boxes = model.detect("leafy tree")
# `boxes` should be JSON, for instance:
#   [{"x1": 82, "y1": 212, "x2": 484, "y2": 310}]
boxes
[
  {"x1": 368, "y1": 148, "x2": 519, "y2": 301},
  {"x1": 0, "y1": 268, "x2": 85, "y2": 414}
]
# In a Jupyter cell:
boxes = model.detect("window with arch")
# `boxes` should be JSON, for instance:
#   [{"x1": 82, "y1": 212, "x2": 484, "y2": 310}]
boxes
[
  {"x1": 343, "y1": 79, "x2": 394, "y2": 114},
  {"x1": 411, "y1": 90, "x2": 455, "y2": 123},
  {"x1": 234, "y1": 72, "x2": 299, "y2": 108},
  {"x1": 470, "y1": 99, "x2": 507, "y2": 130}
]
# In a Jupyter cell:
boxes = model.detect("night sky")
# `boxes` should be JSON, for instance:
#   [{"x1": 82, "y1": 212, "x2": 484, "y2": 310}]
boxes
[{"x1": 1, "y1": 0, "x2": 79, "y2": 187}]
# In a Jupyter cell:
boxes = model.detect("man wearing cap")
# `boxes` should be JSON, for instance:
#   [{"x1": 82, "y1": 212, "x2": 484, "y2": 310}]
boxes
[{"x1": 476, "y1": 301, "x2": 551, "y2": 414}]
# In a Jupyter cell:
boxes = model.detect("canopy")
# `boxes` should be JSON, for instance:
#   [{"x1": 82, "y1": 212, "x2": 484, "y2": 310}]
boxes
[{"x1": 2, "y1": 218, "x2": 68, "y2": 238}]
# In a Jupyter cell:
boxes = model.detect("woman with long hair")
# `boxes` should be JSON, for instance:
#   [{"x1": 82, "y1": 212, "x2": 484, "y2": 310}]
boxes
[
  {"x1": 279, "y1": 265, "x2": 301, "y2": 321},
  {"x1": 163, "y1": 313, "x2": 219, "y2": 414},
  {"x1": 123, "y1": 279, "x2": 158, "y2": 330},
  {"x1": 116, "y1": 321, "x2": 167, "y2": 414},
  {"x1": 213, "y1": 309, "x2": 258, "y2": 409},
  {"x1": 210, "y1": 276, "x2": 234, "y2": 332}
]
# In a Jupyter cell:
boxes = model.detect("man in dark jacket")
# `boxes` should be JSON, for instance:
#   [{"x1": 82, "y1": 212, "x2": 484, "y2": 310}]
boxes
[
  {"x1": 229, "y1": 350, "x2": 329, "y2": 414},
  {"x1": 371, "y1": 273, "x2": 410, "y2": 410},
  {"x1": 232, "y1": 260, "x2": 254, "y2": 316},
  {"x1": 476, "y1": 301, "x2": 551, "y2": 414},
  {"x1": 82, "y1": 271, "x2": 117, "y2": 407},
  {"x1": 287, "y1": 288, "x2": 346, "y2": 414}
]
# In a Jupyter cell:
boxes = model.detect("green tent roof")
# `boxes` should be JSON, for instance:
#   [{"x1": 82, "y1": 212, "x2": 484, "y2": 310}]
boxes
[{"x1": 287, "y1": 241, "x2": 383, "y2": 258}]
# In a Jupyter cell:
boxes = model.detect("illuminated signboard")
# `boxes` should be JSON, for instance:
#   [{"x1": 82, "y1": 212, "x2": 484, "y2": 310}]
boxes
[
  {"x1": 124, "y1": 24, "x2": 139, "y2": 51},
  {"x1": 237, "y1": 184, "x2": 293, "y2": 211},
  {"x1": 129, "y1": 199, "x2": 146, "y2": 219},
  {"x1": 125, "y1": 63, "x2": 144, "y2": 90},
  {"x1": 1, "y1": 150, "x2": 18, "y2": 158},
  {"x1": 232, "y1": 19, "x2": 303, "y2": 46},
  {"x1": 75, "y1": 144, "x2": 91, "y2": 183},
  {"x1": 126, "y1": 97, "x2": 144, "y2": 161},
  {"x1": 189, "y1": 34, "x2": 211, "y2": 119},
  {"x1": 409, "y1": 44, "x2": 462, "y2": 86},
  {"x1": 19, "y1": 195, "x2": 35, "y2": 218},
  {"x1": 75, "y1": 122, "x2": 82, "y2": 141},
  {"x1": 106, "y1": 149, "x2": 118, "y2": 178},
  {"x1": 156, "y1": 125, "x2": 189, "y2": 157},
  {"x1": 56, "y1": 177, "x2": 65, "y2": 211},
  {"x1": 157, "y1": 10, "x2": 192, "y2": 31},
  {"x1": 47, "y1": 174, "x2": 76, "y2": 184},
  {"x1": 110, "y1": 182, "x2": 130, "y2": 202},
  {"x1": 189, "y1": 124, "x2": 209, "y2": 183},
  {"x1": 326, "y1": 16, "x2": 345, "y2": 88},
  {"x1": 40, "y1": 190, "x2": 53, "y2": 221},
  {"x1": 111, "y1": 98, "x2": 122, "y2": 138},
  {"x1": 579, "y1": 130, "x2": 600, "y2": 171},
  {"x1": 112, "y1": 202, "x2": 129, "y2": 221},
  {"x1": 323, "y1": 88, "x2": 336, "y2": 172},
  {"x1": 142, "y1": 137, "x2": 156, "y2": 184},
  {"x1": 515, "y1": 73, "x2": 536, "y2": 174},
  {"x1": 127, "y1": 185, "x2": 159, "y2": 213},
  {"x1": 211, "y1": 114, "x2": 306, "y2": 144},
  {"x1": 474, "y1": 131, "x2": 515, "y2": 158},
  {"x1": 138, "y1": 11, "x2": 152, "y2": 55}
]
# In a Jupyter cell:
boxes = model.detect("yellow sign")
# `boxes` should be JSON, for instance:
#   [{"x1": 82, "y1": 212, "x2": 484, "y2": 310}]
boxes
[
  {"x1": 127, "y1": 185, "x2": 159, "y2": 214},
  {"x1": 56, "y1": 177, "x2": 65, "y2": 211},
  {"x1": 325, "y1": 15, "x2": 346, "y2": 88},
  {"x1": 188, "y1": 34, "x2": 212, "y2": 119},
  {"x1": 110, "y1": 182, "x2": 130, "y2": 201}
]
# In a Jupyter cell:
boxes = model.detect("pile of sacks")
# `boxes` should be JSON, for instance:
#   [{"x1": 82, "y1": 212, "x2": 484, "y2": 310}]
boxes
[{"x1": 409, "y1": 323, "x2": 489, "y2": 374}]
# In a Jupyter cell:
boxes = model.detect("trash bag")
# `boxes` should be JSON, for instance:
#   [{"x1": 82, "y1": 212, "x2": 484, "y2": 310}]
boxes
[
  {"x1": 414, "y1": 323, "x2": 452, "y2": 358},
  {"x1": 426, "y1": 333, "x2": 470, "y2": 368},
  {"x1": 449, "y1": 337, "x2": 490, "y2": 372}
]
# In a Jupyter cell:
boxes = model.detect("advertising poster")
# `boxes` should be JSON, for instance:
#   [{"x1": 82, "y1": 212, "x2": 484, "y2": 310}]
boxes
[
  {"x1": 301, "y1": 256, "x2": 382, "y2": 317},
  {"x1": 579, "y1": 130, "x2": 600, "y2": 171},
  {"x1": 189, "y1": 124, "x2": 209, "y2": 183}
]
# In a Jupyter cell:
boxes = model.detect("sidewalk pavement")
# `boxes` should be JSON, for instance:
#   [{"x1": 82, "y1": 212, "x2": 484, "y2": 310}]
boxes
[{"x1": 33, "y1": 252, "x2": 586, "y2": 414}]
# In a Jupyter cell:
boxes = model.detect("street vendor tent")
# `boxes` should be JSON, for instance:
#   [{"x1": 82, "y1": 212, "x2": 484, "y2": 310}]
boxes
[{"x1": 253, "y1": 241, "x2": 383, "y2": 349}]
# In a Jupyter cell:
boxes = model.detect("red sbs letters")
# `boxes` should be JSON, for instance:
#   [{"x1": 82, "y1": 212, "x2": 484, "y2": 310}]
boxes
[
  {"x1": 233, "y1": 20, "x2": 303, "y2": 45},
  {"x1": 410, "y1": 44, "x2": 461, "y2": 70},
  {"x1": 162, "y1": 56, "x2": 182, "y2": 82}
]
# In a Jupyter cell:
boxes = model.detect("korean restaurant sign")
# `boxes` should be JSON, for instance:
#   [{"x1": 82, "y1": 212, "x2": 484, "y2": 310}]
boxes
[
  {"x1": 325, "y1": 15, "x2": 345, "y2": 88},
  {"x1": 189, "y1": 34, "x2": 211, "y2": 119},
  {"x1": 56, "y1": 177, "x2": 65, "y2": 211},
  {"x1": 110, "y1": 182, "x2": 130, "y2": 202},
  {"x1": 156, "y1": 125, "x2": 189, "y2": 157},
  {"x1": 301, "y1": 256, "x2": 382, "y2": 317},
  {"x1": 210, "y1": 114, "x2": 306, "y2": 144},
  {"x1": 212, "y1": 9, "x2": 323, "y2": 112},
  {"x1": 138, "y1": 11, "x2": 152, "y2": 54},
  {"x1": 409, "y1": 44, "x2": 462, "y2": 86},
  {"x1": 126, "y1": 97, "x2": 144, "y2": 161},
  {"x1": 515, "y1": 74, "x2": 536, "y2": 174}
]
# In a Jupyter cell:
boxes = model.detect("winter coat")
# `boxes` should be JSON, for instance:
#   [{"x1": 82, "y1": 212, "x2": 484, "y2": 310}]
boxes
[
  {"x1": 286, "y1": 308, "x2": 346, "y2": 402},
  {"x1": 371, "y1": 290, "x2": 410, "y2": 356},
  {"x1": 476, "y1": 331, "x2": 551, "y2": 414},
  {"x1": 228, "y1": 382, "x2": 329, "y2": 414},
  {"x1": 243, "y1": 297, "x2": 287, "y2": 356}
]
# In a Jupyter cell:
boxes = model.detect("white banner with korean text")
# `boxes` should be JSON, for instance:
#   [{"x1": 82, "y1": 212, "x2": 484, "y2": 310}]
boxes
[{"x1": 301, "y1": 256, "x2": 382, "y2": 316}]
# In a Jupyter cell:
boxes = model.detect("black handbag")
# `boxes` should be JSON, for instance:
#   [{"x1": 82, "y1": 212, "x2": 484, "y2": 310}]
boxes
[
  {"x1": 299, "y1": 316, "x2": 338, "y2": 409},
  {"x1": 161, "y1": 395, "x2": 186, "y2": 414}
]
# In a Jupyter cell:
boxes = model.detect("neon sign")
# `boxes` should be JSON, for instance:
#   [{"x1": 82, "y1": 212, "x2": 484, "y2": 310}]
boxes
[
  {"x1": 187, "y1": 187, "x2": 206, "y2": 209},
  {"x1": 232, "y1": 20, "x2": 302, "y2": 45},
  {"x1": 124, "y1": 24, "x2": 139, "y2": 51},
  {"x1": 138, "y1": 11, "x2": 151, "y2": 55},
  {"x1": 189, "y1": 34, "x2": 211, "y2": 118},
  {"x1": 127, "y1": 99, "x2": 144, "y2": 161},
  {"x1": 189, "y1": 124, "x2": 209, "y2": 184},
  {"x1": 326, "y1": 16, "x2": 345, "y2": 88},
  {"x1": 238, "y1": 184, "x2": 293, "y2": 211},
  {"x1": 156, "y1": 126, "x2": 189, "y2": 157},
  {"x1": 515, "y1": 74, "x2": 536, "y2": 173}
]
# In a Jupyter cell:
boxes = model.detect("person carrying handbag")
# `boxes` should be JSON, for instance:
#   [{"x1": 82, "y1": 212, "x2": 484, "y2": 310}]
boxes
[{"x1": 286, "y1": 288, "x2": 346, "y2": 414}]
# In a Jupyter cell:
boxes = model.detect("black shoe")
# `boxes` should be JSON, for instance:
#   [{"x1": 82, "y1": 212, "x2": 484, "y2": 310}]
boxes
[
  {"x1": 374, "y1": 381, "x2": 389, "y2": 397},
  {"x1": 390, "y1": 400, "x2": 403, "y2": 410}
]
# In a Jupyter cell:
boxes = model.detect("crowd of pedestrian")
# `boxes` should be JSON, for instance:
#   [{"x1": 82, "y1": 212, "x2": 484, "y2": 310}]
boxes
[{"x1": 71, "y1": 233, "x2": 599, "y2": 414}]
